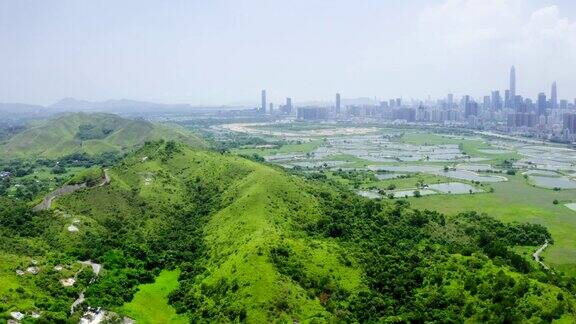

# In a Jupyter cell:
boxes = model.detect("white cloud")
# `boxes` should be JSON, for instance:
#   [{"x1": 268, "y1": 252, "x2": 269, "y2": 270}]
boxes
[
  {"x1": 419, "y1": 0, "x2": 522, "y2": 47},
  {"x1": 521, "y1": 5, "x2": 576, "y2": 52},
  {"x1": 414, "y1": 0, "x2": 576, "y2": 98}
]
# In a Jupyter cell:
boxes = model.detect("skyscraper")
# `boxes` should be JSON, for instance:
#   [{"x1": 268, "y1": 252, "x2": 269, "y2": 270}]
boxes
[
  {"x1": 491, "y1": 90, "x2": 502, "y2": 110},
  {"x1": 286, "y1": 97, "x2": 292, "y2": 114},
  {"x1": 551, "y1": 82, "x2": 558, "y2": 109},
  {"x1": 335, "y1": 93, "x2": 341, "y2": 114},
  {"x1": 462, "y1": 95, "x2": 470, "y2": 110},
  {"x1": 465, "y1": 100, "x2": 479, "y2": 117},
  {"x1": 261, "y1": 90, "x2": 267, "y2": 113},
  {"x1": 509, "y1": 66, "x2": 516, "y2": 109},
  {"x1": 483, "y1": 96, "x2": 491, "y2": 110},
  {"x1": 537, "y1": 92, "x2": 547, "y2": 116},
  {"x1": 447, "y1": 93, "x2": 454, "y2": 109}
]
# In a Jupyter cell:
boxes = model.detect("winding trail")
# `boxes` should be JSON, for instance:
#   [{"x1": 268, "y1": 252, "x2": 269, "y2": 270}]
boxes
[
  {"x1": 70, "y1": 261, "x2": 103, "y2": 315},
  {"x1": 99, "y1": 169, "x2": 110, "y2": 187},
  {"x1": 533, "y1": 240, "x2": 550, "y2": 270},
  {"x1": 33, "y1": 169, "x2": 110, "y2": 212},
  {"x1": 33, "y1": 183, "x2": 87, "y2": 212}
]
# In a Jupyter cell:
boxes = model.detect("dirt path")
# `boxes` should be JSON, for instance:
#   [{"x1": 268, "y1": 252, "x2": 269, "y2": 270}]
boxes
[
  {"x1": 33, "y1": 169, "x2": 110, "y2": 212},
  {"x1": 533, "y1": 240, "x2": 549, "y2": 270},
  {"x1": 98, "y1": 169, "x2": 110, "y2": 187}
]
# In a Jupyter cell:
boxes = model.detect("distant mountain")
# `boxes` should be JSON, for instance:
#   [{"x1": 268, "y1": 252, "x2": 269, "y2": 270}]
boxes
[
  {"x1": 1, "y1": 112, "x2": 205, "y2": 158},
  {"x1": 0, "y1": 103, "x2": 47, "y2": 116},
  {"x1": 49, "y1": 98, "x2": 195, "y2": 114}
]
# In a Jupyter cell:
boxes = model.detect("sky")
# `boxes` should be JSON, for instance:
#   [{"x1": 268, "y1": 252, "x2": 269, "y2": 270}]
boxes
[{"x1": 1, "y1": 0, "x2": 575, "y2": 106}]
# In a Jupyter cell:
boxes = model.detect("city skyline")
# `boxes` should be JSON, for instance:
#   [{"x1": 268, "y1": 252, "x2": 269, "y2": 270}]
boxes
[
  {"x1": 258, "y1": 65, "x2": 568, "y2": 108},
  {"x1": 1, "y1": 0, "x2": 575, "y2": 105}
]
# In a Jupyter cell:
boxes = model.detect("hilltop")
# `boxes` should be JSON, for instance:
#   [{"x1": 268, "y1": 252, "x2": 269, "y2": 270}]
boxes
[
  {"x1": 1, "y1": 141, "x2": 574, "y2": 322},
  {"x1": 0, "y1": 112, "x2": 205, "y2": 158}
]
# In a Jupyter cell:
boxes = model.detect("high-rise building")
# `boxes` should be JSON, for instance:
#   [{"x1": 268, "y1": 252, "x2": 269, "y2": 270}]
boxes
[
  {"x1": 537, "y1": 93, "x2": 547, "y2": 116},
  {"x1": 560, "y1": 99, "x2": 568, "y2": 110},
  {"x1": 483, "y1": 96, "x2": 491, "y2": 110},
  {"x1": 447, "y1": 93, "x2": 454, "y2": 109},
  {"x1": 551, "y1": 82, "x2": 558, "y2": 109},
  {"x1": 504, "y1": 90, "x2": 511, "y2": 108},
  {"x1": 465, "y1": 100, "x2": 479, "y2": 117},
  {"x1": 510, "y1": 66, "x2": 516, "y2": 109},
  {"x1": 261, "y1": 90, "x2": 267, "y2": 113},
  {"x1": 462, "y1": 95, "x2": 470, "y2": 111},
  {"x1": 395, "y1": 98, "x2": 402, "y2": 107},
  {"x1": 379, "y1": 101, "x2": 389, "y2": 109},
  {"x1": 297, "y1": 107, "x2": 329, "y2": 120},
  {"x1": 515, "y1": 95, "x2": 525, "y2": 112},
  {"x1": 286, "y1": 97, "x2": 292, "y2": 114},
  {"x1": 563, "y1": 113, "x2": 576, "y2": 133},
  {"x1": 335, "y1": 93, "x2": 341, "y2": 114},
  {"x1": 491, "y1": 90, "x2": 502, "y2": 110},
  {"x1": 269, "y1": 103, "x2": 273, "y2": 113}
]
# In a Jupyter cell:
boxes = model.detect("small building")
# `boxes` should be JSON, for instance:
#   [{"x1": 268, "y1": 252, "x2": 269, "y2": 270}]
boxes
[
  {"x1": 10, "y1": 311, "x2": 25, "y2": 321},
  {"x1": 61, "y1": 278, "x2": 76, "y2": 287}
]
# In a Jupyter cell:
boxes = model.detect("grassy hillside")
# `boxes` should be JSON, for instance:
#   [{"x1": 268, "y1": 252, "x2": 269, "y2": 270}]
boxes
[
  {"x1": 2, "y1": 141, "x2": 575, "y2": 322},
  {"x1": 120, "y1": 269, "x2": 187, "y2": 324},
  {"x1": 1, "y1": 112, "x2": 205, "y2": 158},
  {"x1": 57, "y1": 141, "x2": 363, "y2": 322}
]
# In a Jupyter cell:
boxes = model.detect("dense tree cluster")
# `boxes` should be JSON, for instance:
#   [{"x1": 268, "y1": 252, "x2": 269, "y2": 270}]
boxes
[
  {"x1": 301, "y1": 186, "x2": 575, "y2": 322},
  {"x1": 76, "y1": 124, "x2": 115, "y2": 140}
]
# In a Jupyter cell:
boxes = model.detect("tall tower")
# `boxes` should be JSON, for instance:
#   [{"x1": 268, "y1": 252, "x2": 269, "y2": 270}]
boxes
[
  {"x1": 491, "y1": 90, "x2": 502, "y2": 110},
  {"x1": 286, "y1": 97, "x2": 292, "y2": 114},
  {"x1": 335, "y1": 93, "x2": 341, "y2": 114},
  {"x1": 551, "y1": 82, "x2": 558, "y2": 109},
  {"x1": 537, "y1": 92, "x2": 547, "y2": 116},
  {"x1": 261, "y1": 90, "x2": 267, "y2": 113},
  {"x1": 509, "y1": 66, "x2": 516, "y2": 109},
  {"x1": 447, "y1": 93, "x2": 454, "y2": 109}
]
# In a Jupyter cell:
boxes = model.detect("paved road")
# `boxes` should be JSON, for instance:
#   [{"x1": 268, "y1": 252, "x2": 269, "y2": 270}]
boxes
[
  {"x1": 33, "y1": 183, "x2": 87, "y2": 211},
  {"x1": 533, "y1": 240, "x2": 549, "y2": 270},
  {"x1": 33, "y1": 169, "x2": 110, "y2": 212}
]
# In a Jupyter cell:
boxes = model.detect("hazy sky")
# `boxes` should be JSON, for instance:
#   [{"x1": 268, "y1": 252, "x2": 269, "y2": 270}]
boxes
[{"x1": 1, "y1": 0, "x2": 575, "y2": 106}]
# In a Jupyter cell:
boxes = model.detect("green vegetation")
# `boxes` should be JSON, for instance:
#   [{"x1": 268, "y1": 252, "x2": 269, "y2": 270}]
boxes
[
  {"x1": 2, "y1": 116, "x2": 576, "y2": 322},
  {"x1": 401, "y1": 131, "x2": 522, "y2": 164},
  {"x1": 121, "y1": 269, "x2": 187, "y2": 324},
  {"x1": 1, "y1": 112, "x2": 205, "y2": 158},
  {"x1": 67, "y1": 166, "x2": 103, "y2": 186},
  {"x1": 0, "y1": 152, "x2": 120, "y2": 202},
  {"x1": 0, "y1": 197, "x2": 95, "y2": 322},
  {"x1": 409, "y1": 174, "x2": 576, "y2": 276},
  {"x1": 232, "y1": 139, "x2": 323, "y2": 156}
]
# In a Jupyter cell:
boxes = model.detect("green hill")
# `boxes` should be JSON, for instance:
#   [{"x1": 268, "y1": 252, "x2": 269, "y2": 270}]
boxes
[
  {"x1": 0, "y1": 112, "x2": 205, "y2": 158},
  {"x1": 1, "y1": 141, "x2": 575, "y2": 322}
]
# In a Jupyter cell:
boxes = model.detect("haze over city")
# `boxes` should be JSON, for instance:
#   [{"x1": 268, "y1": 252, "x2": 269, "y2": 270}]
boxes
[{"x1": 1, "y1": 0, "x2": 576, "y2": 105}]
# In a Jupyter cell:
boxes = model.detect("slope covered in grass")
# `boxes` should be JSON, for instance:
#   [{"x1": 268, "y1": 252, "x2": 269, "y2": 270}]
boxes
[
  {"x1": 57, "y1": 141, "x2": 364, "y2": 322},
  {"x1": 1, "y1": 112, "x2": 205, "y2": 158},
  {"x1": 121, "y1": 269, "x2": 187, "y2": 324},
  {"x1": 3, "y1": 141, "x2": 576, "y2": 322}
]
